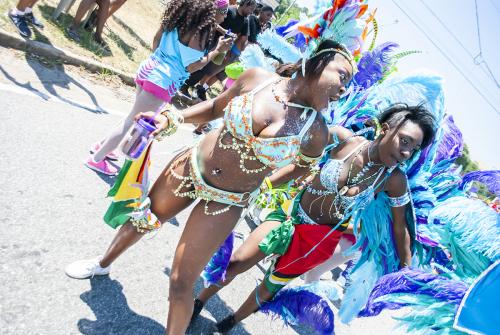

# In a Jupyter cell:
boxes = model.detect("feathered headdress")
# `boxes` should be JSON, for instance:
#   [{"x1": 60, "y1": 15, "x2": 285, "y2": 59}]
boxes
[
  {"x1": 283, "y1": 0, "x2": 373, "y2": 74},
  {"x1": 256, "y1": 29, "x2": 302, "y2": 64}
]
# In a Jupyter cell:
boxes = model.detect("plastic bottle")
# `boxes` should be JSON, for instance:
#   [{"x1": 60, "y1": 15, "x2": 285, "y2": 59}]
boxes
[
  {"x1": 212, "y1": 29, "x2": 232, "y2": 65},
  {"x1": 120, "y1": 118, "x2": 156, "y2": 160}
]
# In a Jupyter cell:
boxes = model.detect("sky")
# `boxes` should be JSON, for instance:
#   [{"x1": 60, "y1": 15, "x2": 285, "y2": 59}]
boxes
[{"x1": 293, "y1": 0, "x2": 500, "y2": 169}]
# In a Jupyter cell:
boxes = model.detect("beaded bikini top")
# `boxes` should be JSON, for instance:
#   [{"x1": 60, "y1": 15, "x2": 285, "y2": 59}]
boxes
[
  {"x1": 220, "y1": 78, "x2": 317, "y2": 173},
  {"x1": 318, "y1": 141, "x2": 386, "y2": 212},
  {"x1": 305, "y1": 135, "x2": 391, "y2": 221}
]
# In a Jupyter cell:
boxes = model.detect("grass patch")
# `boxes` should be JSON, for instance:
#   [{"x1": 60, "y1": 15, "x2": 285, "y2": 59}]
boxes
[{"x1": 1, "y1": 0, "x2": 164, "y2": 73}]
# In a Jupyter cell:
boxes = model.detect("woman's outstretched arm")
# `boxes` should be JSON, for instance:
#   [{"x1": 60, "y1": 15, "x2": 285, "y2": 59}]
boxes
[{"x1": 385, "y1": 169, "x2": 412, "y2": 268}]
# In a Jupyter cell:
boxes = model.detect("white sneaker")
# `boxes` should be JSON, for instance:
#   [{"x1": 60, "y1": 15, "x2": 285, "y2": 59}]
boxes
[{"x1": 65, "y1": 256, "x2": 111, "y2": 279}]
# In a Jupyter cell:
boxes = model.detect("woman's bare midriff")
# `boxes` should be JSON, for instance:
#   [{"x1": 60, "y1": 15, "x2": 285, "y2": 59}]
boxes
[{"x1": 195, "y1": 126, "x2": 273, "y2": 193}]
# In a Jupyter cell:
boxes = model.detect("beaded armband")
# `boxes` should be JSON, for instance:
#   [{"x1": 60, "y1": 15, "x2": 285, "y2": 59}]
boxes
[
  {"x1": 387, "y1": 192, "x2": 411, "y2": 207},
  {"x1": 128, "y1": 197, "x2": 162, "y2": 233},
  {"x1": 155, "y1": 108, "x2": 184, "y2": 141}
]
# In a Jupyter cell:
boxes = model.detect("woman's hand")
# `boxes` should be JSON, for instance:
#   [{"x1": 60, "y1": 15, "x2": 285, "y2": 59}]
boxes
[
  {"x1": 134, "y1": 111, "x2": 169, "y2": 137},
  {"x1": 215, "y1": 35, "x2": 234, "y2": 54}
]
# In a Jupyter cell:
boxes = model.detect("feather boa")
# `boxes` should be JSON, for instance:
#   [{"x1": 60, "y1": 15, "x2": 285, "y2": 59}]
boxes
[
  {"x1": 359, "y1": 268, "x2": 467, "y2": 318},
  {"x1": 201, "y1": 232, "x2": 234, "y2": 287},
  {"x1": 260, "y1": 281, "x2": 339, "y2": 335}
]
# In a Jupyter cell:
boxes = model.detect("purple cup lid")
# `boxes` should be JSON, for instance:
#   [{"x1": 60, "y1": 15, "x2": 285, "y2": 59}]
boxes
[{"x1": 137, "y1": 118, "x2": 157, "y2": 132}]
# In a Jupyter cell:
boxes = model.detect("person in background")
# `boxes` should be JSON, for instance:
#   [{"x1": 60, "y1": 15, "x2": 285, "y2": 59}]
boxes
[
  {"x1": 248, "y1": 4, "x2": 274, "y2": 44},
  {"x1": 82, "y1": 0, "x2": 231, "y2": 175},
  {"x1": 66, "y1": 0, "x2": 127, "y2": 47},
  {"x1": 7, "y1": 0, "x2": 43, "y2": 38},
  {"x1": 81, "y1": 0, "x2": 128, "y2": 33},
  {"x1": 180, "y1": 0, "x2": 257, "y2": 103}
]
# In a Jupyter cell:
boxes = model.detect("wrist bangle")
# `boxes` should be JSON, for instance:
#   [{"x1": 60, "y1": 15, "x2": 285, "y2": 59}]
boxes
[
  {"x1": 160, "y1": 109, "x2": 171, "y2": 128},
  {"x1": 156, "y1": 108, "x2": 184, "y2": 141},
  {"x1": 264, "y1": 177, "x2": 273, "y2": 190}
]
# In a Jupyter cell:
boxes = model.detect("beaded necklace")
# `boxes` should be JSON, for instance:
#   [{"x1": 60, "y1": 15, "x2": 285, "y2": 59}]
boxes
[
  {"x1": 342, "y1": 142, "x2": 383, "y2": 194},
  {"x1": 306, "y1": 141, "x2": 385, "y2": 220}
]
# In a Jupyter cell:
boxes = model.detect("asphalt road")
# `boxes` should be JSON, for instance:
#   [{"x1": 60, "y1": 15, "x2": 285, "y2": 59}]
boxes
[{"x1": 0, "y1": 47, "x2": 403, "y2": 335}]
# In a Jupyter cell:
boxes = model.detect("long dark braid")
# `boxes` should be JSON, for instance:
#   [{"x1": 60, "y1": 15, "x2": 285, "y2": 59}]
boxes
[{"x1": 160, "y1": 0, "x2": 217, "y2": 50}]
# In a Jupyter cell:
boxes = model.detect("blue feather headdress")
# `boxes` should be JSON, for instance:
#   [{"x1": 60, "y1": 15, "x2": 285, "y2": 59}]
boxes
[
  {"x1": 353, "y1": 41, "x2": 399, "y2": 89},
  {"x1": 257, "y1": 29, "x2": 302, "y2": 64}
]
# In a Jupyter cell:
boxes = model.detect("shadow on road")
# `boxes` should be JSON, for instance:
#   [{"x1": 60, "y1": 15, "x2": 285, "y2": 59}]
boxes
[
  {"x1": 1, "y1": 24, "x2": 107, "y2": 114},
  {"x1": 78, "y1": 276, "x2": 164, "y2": 335},
  {"x1": 163, "y1": 267, "x2": 251, "y2": 335}
]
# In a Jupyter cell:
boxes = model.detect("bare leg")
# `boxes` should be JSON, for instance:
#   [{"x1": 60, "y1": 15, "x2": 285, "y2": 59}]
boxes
[
  {"x1": 215, "y1": 281, "x2": 275, "y2": 333},
  {"x1": 197, "y1": 74, "x2": 212, "y2": 87},
  {"x1": 94, "y1": 0, "x2": 110, "y2": 40},
  {"x1": 92, "y1": 85, "x2": 164, "y2": 162},
  {"x1": 197, "y1": 220, "x2": 281, "y2": 303},
  {"x1": 100, "y1": 149, "x2": 194, "y2": 268},
  {"x1": 107, "y1": 0, "x2": 127, "y2": 17},
  {"x1": 164, "y1": 202, "x2": 246, "y2": 335},
  {"x1": 206, "y1": 75, "x2": 219, "y2": 87},
  {"x1": 70, "y1": 0, "x2": 97, "y2": 29},
  {"x1": 304, "y1": 237, "x2": 355, "y2": 283},
  {"x1": 15, "y1": 0, "x2": 35, "y2": 11},
  {"x1": 233, "y1": 281, "x2": 274, "y2": 323}
]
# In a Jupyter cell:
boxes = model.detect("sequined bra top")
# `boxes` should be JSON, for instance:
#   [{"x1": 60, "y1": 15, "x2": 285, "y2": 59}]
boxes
[
  {"x1": 320, "y1": 141, "x2": 386, "y2": 210},
  {"x1": 220, "y1": 78, "x2": 318, "y2": 172},
  {"x1": 305, "y1": 140, "x2": 389, "y2": 219}
]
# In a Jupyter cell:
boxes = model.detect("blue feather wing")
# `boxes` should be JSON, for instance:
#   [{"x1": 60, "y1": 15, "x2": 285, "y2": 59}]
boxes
[{"x1": 260, "y1": 281, "x2": 338, "y2": 335}]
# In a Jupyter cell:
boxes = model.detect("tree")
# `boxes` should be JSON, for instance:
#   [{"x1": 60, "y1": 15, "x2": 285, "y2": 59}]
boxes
[
  {"x1": 455, "y1": 144, "x2": 480, "y2": 174},
  {"x1": 274, "y1": 0, "x2": 308, "y2": 25}
]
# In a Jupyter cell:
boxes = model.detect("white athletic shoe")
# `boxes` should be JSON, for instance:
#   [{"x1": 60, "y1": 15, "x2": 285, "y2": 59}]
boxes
[{"x1": 65, "y1": 256, "x2": 111, "y2": 279}]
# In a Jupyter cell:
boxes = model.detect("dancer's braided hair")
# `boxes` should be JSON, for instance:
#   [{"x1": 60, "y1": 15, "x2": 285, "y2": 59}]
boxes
[{"x1": 160, "y1": 0, "x2": 217, "y2": 50}]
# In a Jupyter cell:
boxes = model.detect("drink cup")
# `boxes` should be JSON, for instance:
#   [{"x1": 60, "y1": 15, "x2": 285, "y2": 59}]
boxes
[{"x1": 120, "y1": 118, "x2": 156, "y2": 160}]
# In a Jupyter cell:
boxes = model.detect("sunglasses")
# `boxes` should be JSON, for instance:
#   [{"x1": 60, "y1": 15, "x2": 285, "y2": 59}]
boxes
[{"x1": 217, "y1": 7, "x2": 229, "y2": 15}]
